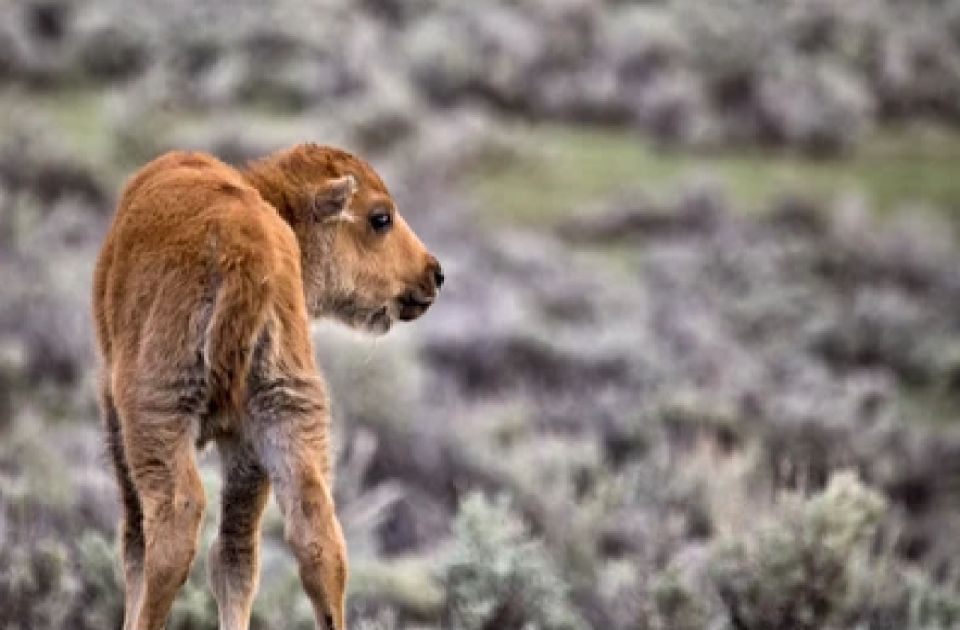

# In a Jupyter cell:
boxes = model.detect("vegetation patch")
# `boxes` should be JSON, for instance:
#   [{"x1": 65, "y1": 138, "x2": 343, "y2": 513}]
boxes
[{"x1": 470, "y1": 124, "x2": 960, "y2": 226}]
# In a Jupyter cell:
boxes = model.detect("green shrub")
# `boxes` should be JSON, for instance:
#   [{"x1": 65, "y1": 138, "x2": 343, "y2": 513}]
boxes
[
  {"x1": 649, "y1": 565, "x2": 712, "y2": 630},
  {"x1": 441, "y1": 493, "x2": 583, "y2": 630},
  {"x1": 708, "y1": 470, "x2": 886, "y2": 630},
  {"x1": 0, "y1": 535, "x2": 78, "y2": 630},
  {"x1": 71, "y1": 532, "x2": 124, "y2": 629}
]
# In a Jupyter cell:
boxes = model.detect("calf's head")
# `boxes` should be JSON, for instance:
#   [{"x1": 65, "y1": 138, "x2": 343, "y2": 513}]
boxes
[{"x1": 254, "y1": 145, "x2": 442, "y2": 334}]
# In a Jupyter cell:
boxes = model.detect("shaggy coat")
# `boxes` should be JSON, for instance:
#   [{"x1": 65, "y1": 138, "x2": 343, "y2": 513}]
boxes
[{"x1": 93, "y1": 145, "x2": 442, "y2": 630}]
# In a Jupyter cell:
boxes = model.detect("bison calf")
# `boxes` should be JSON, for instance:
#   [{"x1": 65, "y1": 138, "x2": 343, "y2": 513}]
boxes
[{"x1": 93, "y1": 144, "x2": 442, "y2": 630}]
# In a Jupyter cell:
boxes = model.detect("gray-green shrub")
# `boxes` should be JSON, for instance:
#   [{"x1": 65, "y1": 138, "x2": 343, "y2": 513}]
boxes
[{"x1": 441, "y1": 493, "x2": 583, "y2": 630}]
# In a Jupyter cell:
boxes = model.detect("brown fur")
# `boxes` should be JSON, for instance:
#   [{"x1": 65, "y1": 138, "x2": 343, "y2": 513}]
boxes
[{"x1": 93, "y1": 145, "x2": 441, "y2": 630}]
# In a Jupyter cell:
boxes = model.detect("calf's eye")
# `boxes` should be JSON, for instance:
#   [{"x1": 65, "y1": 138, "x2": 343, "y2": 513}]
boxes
[{"x1": 369, "y1": 211, "x2": 392, "y2": 233}]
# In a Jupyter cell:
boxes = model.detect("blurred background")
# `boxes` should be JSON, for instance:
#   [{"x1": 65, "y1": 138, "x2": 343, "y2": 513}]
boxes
[{"x1": 3, "y1": 0, "x2": 960, "y2": 628}]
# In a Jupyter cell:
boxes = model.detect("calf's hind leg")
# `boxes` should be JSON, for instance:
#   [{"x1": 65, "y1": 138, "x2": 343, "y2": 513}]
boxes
[
  {"x1": 100, "y1": 382, "x2": 147, "y2": 630},
  {"x1": 120, "y1": 394, "x2": 206, "y2": 630},
  {"x1": 249, "y1": 376, "x2": 347, "y2": 630}
]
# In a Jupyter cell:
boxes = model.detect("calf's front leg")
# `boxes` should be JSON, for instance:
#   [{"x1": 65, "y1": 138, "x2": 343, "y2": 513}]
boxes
[{"x1": 208, "y1": 438, "x2": 271, "y2": 630}]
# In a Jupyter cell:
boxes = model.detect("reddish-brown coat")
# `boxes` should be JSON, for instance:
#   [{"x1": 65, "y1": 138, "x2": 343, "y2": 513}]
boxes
[{"x1": 94, "y1": 145, "x2": 441, "y2": 630}]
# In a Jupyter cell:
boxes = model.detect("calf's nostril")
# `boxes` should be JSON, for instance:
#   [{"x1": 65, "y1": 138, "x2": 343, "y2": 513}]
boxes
[{"x1": 434, "y1": 266, "x2": 444, "y2": 289}]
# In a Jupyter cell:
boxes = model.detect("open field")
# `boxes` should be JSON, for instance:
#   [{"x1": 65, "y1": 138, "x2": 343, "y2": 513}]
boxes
[
  {"x1": 4, "y1": 1, "x2": 960, "y2": 629},
  {"x1": 470, "y1": 123, "x2": 960, "y2": 225}
]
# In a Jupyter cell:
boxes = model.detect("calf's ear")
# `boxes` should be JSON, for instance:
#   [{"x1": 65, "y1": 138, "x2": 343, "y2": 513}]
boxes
[{"x1": 313, "y1": 174, "x2": 357, "y2": 222}]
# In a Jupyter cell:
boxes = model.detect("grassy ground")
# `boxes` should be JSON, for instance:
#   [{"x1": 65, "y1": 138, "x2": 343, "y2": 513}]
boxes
[
  {"x1": 6, "y1": 89, "x2": 959, "y2": 227},
  {"x1": 469, "y1": 124, "x2": 960, "y2": 226}
]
